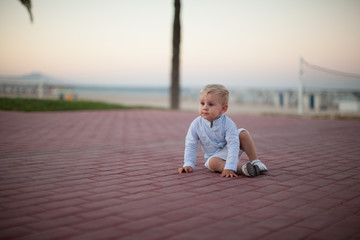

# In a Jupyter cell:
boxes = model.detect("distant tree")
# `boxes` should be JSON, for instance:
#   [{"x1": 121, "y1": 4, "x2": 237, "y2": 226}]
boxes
[
  {"x1": 170, "y1": 0, "x2": 181, "y2": 109},
  {"x1": 19, "y1": 0, "x2": 33, "y2": 23}
]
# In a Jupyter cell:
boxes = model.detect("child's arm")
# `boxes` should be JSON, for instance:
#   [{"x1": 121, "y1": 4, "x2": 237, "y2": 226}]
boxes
[
  {"x1": 223, "y1": 122, "x2": 240, "y2": 172},
  {"x1": 179, "y1": 119, "x2": 199, "y2": 173}
]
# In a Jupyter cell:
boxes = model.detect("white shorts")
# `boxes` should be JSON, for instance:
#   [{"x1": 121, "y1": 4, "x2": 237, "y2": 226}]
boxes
[{"x1": 204, "y1": 128, "x2": 247, "y2": 171}]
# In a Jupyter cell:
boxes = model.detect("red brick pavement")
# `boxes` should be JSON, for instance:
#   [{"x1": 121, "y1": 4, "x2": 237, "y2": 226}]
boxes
[{"x1": 0, "y1": 110, "x2": 360, "y2": 240}]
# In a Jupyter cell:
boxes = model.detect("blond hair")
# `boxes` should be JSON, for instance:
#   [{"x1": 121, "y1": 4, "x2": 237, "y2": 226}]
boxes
[{"x1": 200, "y1": 84, "x2": 229, "y2": 105}]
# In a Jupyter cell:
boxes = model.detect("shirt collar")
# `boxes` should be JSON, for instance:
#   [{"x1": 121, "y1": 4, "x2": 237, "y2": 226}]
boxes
[{"x1": 202, "y1": 114, "x2": 224, "y2": 128}]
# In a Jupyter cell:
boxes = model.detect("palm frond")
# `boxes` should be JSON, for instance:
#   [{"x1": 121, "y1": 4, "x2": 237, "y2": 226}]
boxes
[{"x1": 19, "y1": 0, "x2": 33, "y2": 23}]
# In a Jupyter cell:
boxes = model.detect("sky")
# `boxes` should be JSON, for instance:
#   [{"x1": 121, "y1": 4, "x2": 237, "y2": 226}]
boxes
[{"x1": 0, "y1": 0, "x2": 359, "y2": 89}]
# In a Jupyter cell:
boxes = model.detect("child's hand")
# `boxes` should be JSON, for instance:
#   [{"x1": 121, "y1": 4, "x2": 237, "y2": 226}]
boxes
[
  {"x1": 178, "y1": 166, "x2": 193, "y2": 174},
  {"x1": 220, "y1": 169, "x2": 238, "y2": 178}
]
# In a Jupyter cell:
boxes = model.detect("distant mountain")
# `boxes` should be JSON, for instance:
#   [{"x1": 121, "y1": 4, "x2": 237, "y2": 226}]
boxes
[{"x1": 0, "y1": 72, "x2": 67, "y2": 85}]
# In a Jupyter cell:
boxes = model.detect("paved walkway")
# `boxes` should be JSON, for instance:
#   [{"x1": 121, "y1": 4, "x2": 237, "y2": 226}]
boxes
[{"x1": 0, "y1": 110, "x2": 359, "y2": 240}]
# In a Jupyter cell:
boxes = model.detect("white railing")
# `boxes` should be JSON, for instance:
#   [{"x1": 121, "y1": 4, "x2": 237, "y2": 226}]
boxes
[{"x1": 0, "y1": 79, "x2": 44, "y2": 99}]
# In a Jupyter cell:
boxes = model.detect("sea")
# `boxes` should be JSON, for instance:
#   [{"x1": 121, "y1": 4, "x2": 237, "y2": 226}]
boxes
[{"x1": 73, "y1": 85, "x2": 201, "y2": 100}]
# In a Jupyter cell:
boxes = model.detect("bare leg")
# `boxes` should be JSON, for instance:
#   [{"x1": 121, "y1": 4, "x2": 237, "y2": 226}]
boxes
[
  {"x1": 207, "y1": 157, "x2": 225, "y2": 173},
  {"x1": 239, "y1": 130, "x2": 258, "y2": 161}
]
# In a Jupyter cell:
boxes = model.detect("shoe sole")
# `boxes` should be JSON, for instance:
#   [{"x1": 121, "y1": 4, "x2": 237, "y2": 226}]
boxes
[
  {"x1": 246, "y1": 162, "x2": 258, "y2": 177},
  {"x1": 254, "y1": 165, "x2": 260, "y2": 176}
]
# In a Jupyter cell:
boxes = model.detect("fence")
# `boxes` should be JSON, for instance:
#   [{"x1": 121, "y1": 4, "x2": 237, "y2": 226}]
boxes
[{"x1": 0, "y1": 78, "x2": 75, "y2": 100}]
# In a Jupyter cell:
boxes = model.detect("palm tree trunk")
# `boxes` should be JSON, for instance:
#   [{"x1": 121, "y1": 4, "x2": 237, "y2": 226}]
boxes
[{"x1": 170, "y1": 0, "x2": 181, "y2": 109}]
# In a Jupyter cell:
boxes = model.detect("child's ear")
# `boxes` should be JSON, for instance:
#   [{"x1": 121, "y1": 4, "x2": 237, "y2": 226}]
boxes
[{"x1": 222, "y1": 104, "x2": 228, "y2": 113}]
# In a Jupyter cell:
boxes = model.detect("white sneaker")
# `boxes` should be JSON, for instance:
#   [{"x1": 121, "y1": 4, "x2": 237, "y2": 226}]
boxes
[
  {"x1": 251, "y1": 159, "x2": 268, "y2": 172},
  {"x1": 241, "y1": 162, "x2": 258, "y2": 177}
]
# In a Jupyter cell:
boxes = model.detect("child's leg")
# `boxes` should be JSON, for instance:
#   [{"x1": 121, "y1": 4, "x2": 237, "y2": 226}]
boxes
[
  {"x1": 239, "y1": 130, "x2": 258, "y2": 161},
  {"x1": 239, "y1": 129, "x2": 268, "y2": 172}
]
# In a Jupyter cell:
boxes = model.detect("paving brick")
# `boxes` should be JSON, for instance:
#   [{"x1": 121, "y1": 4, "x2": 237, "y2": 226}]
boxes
[
  {"x1": 335, "y1": 215, "x2": 360, "y2": 230},
  {"x1": 0, "y1": 216, "x2": 37, "y2": 230},
  {"x1": 296, "y1": 189, "x2": 331, "y2": 201},
  {"x1": 317, "y1": 183, "x2": 351, "y2": 193},
  {"x1": 285, "y1": 205, "x2": 323, "y2": 220},
  {"x1": 256, "y1": 215, "x2": 300, "y2": 231},
  {"x1": 262, "y1": 190, "x2": 299, "y2": 202},
  {"x1": 255, "y1": 184, "x2": 290, "y2": 194},
  {"x1": 118, "y1": 185, "x2": 160, "y2": 194},
  {"x1": 306, "y1": 178, "x2": 338, "y2": 187},
  {"x1": 76, "y1": 206, "x2": 125, "y2": 220},
  {"x1": 118, "y1": 216, "x2": 168, "y2": 232},
  {"x1": 261, "y1": 226, "x2": 315, "y2": 240},
  {"x1": 230, "y1": 191, "x2": 265, "y2": 202},
  {"x1": 73, "y1": 216, "x2": 126, "y2": 231},
  {"x1": 222, "y1": 225, "x2": 271, "y2": 240},
  {"x1": 47, "y1": 191, "x2": 91, "y2": 201},
  {"x1": 306, "y1": 224, "x2": 360, "y2": 240},
  {"x1": 157, "y1": 196, "x2": 204, "y2": 210},
  {"x1": 152, "y1": 184, "x2": 192, "y2": 194},
  {"x1": 80, "y1": 198, "x2": 125, "y2": 210},
  {"x1": 271, "y1": 197, "x2": 310, "y2": 210},
  {"x1": 1, "y1": 205, "x2": 46, "y2": 219},
  {"x1": 159, "y1": 191, "x2": 198, "y2": 202},
  {"x1": 4, "y1": 196, "x2": 51, "y2": 209},
  {"x1": 0, "y1": 226, "x2": 34, "y2": 239},
  {"x1": 342, "y1": 196, "x2": 360, "y2": 209},
  {"x1": 166, "y1": 225, "x2": 223, "y2": 240},
  {"x1": 27, "y1": 216, "x2": 83, "y2": 231},
  {"x1": 40, "y1": 198, "x2": 88, "y2": 210},
  {"x1": 161, "y1": 207, "x2": 208, "y2": 221},
  {"x1": 119, "y1": 191, "x2": 160, "y2": 201},
  {"x1": 321, "y1": 204, "x2": 360, "y2": 218},
  {"x1": 328, "y1": 189, "x2": 360, "y2": 201},
  {"x1": 164, "y1": 216, "x2": 215, "y2": 233},
  {"x1": 68, "y1": 226, "x2": 130, "y2": 240},
  {"x1": 122, "y1": 205, "x2": 170, "y2": 221},
  {"x1": 34, "y1": 206, "x2": 86, "y2": 220},
  {"x1": 308, "y1": 197, "x2": 344, "y2": 210},
  {"x1": 121, "y1": 227, "x2": 176, "y2": 240},
  {"x1": 243, "y1": 205, "x2": 286, "y2": 220},
  {"x1": 295, "y1": 214, "x2": 344, "y2": 231},
  {"x1": 22, "y1": 227, "x2": 81, "y2": 240}
]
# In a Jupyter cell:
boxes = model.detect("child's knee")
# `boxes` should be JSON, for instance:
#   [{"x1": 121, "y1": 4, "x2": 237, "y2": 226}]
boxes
[
  {"x1": 206, "y1": 157, "x2": 225, "y2": 172},
  {"x1": 239, "y1": 129, "x2": 250, "y2": 141},
  {"x1": 207, "y1": 158, "x2": 217, "y2": 170}
]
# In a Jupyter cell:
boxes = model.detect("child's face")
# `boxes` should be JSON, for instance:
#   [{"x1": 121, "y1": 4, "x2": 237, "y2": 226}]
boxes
[{"x1": 199, "y1": 93, "x2": 228, "y2": 123}]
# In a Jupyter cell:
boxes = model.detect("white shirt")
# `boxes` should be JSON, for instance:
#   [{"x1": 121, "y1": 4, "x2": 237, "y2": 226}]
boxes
[{"x1": 183, "y1": 114, "x2": 240, "y2": 171}]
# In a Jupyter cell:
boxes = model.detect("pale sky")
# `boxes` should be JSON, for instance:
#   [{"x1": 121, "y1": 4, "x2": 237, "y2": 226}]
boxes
[{"x1": 0, "y1": 0, "x2": 359, "y2": 88}]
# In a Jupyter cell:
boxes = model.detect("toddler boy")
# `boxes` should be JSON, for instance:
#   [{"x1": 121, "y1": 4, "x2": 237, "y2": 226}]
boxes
[{"x1": 178, "y1": 84, "x2": 267, "y2": 178}]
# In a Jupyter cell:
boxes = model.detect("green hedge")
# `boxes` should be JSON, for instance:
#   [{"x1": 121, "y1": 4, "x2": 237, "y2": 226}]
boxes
[{"x1": 0, "y1": 97, "x2": 147, "y2": 112}]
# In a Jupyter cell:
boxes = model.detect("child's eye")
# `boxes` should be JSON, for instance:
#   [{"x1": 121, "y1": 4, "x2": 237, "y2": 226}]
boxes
[
  {"x1": 200, "y1": 102, "x2": 205, "y2": 106},
  {"x1": 209, "y1": 103, "x2": 214, "y2": 106}
]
